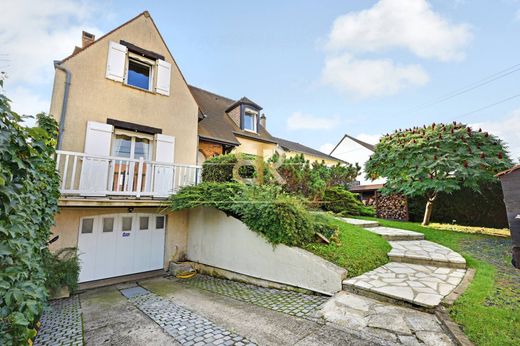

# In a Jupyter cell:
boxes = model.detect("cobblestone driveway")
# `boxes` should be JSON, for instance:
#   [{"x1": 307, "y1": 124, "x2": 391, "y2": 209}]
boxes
[
  {"x1": 176, "y1": 274, "x2": 329, "y2": 321},
  {"x1": 33, "y1": 295, "x2": 83, "y2": 346}
]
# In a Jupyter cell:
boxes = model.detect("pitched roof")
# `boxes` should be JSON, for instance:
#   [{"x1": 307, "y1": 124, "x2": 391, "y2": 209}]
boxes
[
  {"x1": 225, "y1": 97, "x2": 263, "y2": 112},
  {"x1": 330, "y1": 134, "x2": 376, "y2": 155},
  {"x1": 496, "y1": 164, "x2": 520, "y2": 177},
  {"x1": 272, "y1": 136, "x2": 348, "y2": 164},
  {"x1": 189, "y1": 85, "x2": 276, "y2": 145}
]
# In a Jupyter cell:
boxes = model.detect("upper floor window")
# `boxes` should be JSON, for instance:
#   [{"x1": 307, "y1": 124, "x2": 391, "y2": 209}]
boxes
[
  {"x1": 126, "y1": 57, "x2": 152, "y2": 91},
  {"x1": 243, "y1": 108, "x2": 258, "y2": 132}
]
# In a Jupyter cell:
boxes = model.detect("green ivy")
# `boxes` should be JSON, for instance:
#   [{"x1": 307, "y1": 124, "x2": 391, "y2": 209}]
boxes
[{"x1": 0, "y1": 85, "x2": 61, "y2": 345}]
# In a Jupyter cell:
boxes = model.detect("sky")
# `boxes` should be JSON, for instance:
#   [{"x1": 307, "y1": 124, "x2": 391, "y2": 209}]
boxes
[{"x1": 1, "y1": 0, "x2": 520, "y2": 161}]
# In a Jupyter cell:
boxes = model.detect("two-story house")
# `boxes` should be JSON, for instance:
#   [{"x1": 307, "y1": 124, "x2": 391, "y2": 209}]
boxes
[
  {"x1": 50, "y1": 12, "x2": 201, "y2": 285},
  {"x1": 191, "y1": 86, "x2": 346, "y2": 165},
  {"x1": 49, "y1": 11, "x2": 346, "y2": 286}
]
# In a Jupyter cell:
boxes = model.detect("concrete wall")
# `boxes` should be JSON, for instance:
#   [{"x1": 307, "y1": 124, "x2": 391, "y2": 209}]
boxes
[
  {"x1": 284, "y1": 151, "x2": 342, "y2": 166},
  {"x1": 186, "y1": 207, "x2": 347, "y2": 295},
  {"x1": 51, "y1": 207, "x2": 189, "y2": 268},
  {"x1": 233, "y1": 136, "x2": 277, "y2": 159},
  {"x1": 50, "y1": 12, "x2": 199, "y2": 165}
]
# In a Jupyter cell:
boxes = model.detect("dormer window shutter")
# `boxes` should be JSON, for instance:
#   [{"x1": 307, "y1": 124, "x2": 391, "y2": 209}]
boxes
[
  {"x1": 105, "y1": 41, "x2": 127, "y2": 82},
  {"x1": 156, "y1": 59, "x2": 171, "y2": 96}
]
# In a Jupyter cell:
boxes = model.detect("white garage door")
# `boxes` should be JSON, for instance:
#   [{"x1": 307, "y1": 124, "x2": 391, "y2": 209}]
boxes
[{"x1": 77, "y1": 213, "x2": 166, "y2": 283}]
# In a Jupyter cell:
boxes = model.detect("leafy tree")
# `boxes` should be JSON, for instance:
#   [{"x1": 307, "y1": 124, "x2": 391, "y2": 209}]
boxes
[{"x1": 365, "y1": 122, "x2": 512, "y2": 225}]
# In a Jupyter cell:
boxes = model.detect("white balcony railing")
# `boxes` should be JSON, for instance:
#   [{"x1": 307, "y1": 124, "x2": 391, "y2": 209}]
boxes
[{"x1": 56, "y1": 150, "x2": 201, "y2": 198}]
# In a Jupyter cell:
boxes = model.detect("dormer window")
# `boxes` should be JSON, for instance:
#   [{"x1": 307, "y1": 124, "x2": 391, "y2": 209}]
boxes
[
  {"x1": 243, "y1": 108, "x2": 258, "y2": 132},
  {"x1": 126, "y1": 55, "x2": 153, "y2": 91}
]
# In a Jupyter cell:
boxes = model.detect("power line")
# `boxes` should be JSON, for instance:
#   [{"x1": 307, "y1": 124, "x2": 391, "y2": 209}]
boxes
[
  {"x1": 392, "y1": 62, "x2": 520, "y2": 117},
  {"x1": 457, "y1": 93, "x2": 520, "y2": 120}
]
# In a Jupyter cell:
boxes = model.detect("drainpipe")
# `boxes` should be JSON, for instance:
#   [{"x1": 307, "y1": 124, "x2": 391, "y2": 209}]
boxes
[{"x1": 53, "y1": 60, "x2": 71, "y2": 150}]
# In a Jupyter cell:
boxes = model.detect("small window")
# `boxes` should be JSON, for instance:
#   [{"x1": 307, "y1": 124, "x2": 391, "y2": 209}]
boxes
[
  {"x1": 127, "y1": 58, "x2": 151, "y2": 90},
  {"x1": 81, "y1": 218, "x2": 94, "y2": 234},
  {"x1": 243, "y1": 109, "x2": 257, "y2": 132},
  {"x1": 156, "y1": 216, "x2": 165, "y2": 229},
  {"x1": 140, "y1": 216, "x2": 149, "y2": 230},
  {"x1": 122, "y1": 217, "x2": 133, "y2": 231},
  {"x1": 102, "y1": 217, "x2": 114, "y2": 232}
]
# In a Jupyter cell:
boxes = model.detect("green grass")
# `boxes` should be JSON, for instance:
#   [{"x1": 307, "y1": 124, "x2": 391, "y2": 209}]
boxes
[
  {"x1": 305, "y1": 215, "x2": 391, "y2": 277},
  {"x1": 358, "y1": 216, "x2": 520, "y2": 346}
]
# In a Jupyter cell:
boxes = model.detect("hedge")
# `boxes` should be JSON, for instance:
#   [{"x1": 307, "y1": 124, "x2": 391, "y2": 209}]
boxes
[
  {"x1": 0, "y1": 87, "x2": 61, "y2": 344},
  {"x1": 408, "y1": 182, "x2": 508, "y2": 228}
]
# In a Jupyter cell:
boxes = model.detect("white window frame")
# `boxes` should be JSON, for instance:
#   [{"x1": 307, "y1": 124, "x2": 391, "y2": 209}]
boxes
[
  {"x1": 243, "y1": 108, "x2": 258, "y2": 133},
  {"x1": 124, "y1": 52, "x2": 155, "y2": 92},
  {"x1": 111, "y1": 129, "x2": 154, "y2": 160}
]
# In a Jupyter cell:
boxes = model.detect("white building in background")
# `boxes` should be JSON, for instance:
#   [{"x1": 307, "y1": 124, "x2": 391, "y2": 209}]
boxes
[{"x1": 329, "y1": 134, "x2": 386, "y2": 203}]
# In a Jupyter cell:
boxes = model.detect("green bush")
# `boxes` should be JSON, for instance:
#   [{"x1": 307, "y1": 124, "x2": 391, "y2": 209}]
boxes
[
  {"x1": 201, "y1": 153, "x2": 257, "y2": 183},
  {"x1": 170, "y1": 182, "x2": 331, "y2": 246},
  {"x1": 0, "y1": 83, "x2": 61, "y2": 345},
  {"x1": 321, "y1": 186, "x2": 375, "y2": 217},
  {"x1": 42, "y1": 248, "x2": 80, "y2": 296}
]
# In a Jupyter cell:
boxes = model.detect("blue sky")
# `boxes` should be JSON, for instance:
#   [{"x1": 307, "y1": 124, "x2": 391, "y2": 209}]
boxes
[{"x1": 1, "y1": 0, "x2": 520, "y2": 159}]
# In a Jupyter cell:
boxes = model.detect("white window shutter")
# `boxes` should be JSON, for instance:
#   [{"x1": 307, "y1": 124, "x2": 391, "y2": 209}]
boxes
[
  {"x1": 155, "y1": 59, "x2": 171, "y2": 96},
  {"x1": 155, "y1": 134, "x2": 175, "y2": 163},
  {"x1": 80, "y1": 121, "x2": 114, "y2": 195},
  {"x1": 106, "y1": 41, "x2": 127, "y2": 82},
  {"x1": 153, "y1": 134, "x2": 175, "y2": 196}
]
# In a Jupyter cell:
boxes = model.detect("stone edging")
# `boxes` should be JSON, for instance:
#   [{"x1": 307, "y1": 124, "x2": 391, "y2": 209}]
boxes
[{"x1": 442, "y1": 268, "x2": 476, "y2": 307}]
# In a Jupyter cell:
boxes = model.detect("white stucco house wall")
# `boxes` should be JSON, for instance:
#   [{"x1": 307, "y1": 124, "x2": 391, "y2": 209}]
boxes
[{"x1": 329, "y1": 134, "x2": 386, "y2": 187}]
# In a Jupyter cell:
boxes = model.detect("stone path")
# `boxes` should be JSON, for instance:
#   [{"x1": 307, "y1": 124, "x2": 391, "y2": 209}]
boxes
[
  {"x1": 319, "y1": 291, "x2": 455, "y2": 345},
  {"x1": 33, "y1": 295, "x2": 83, "y2": 346},
  {"x1": 176, "y1": 274, "x2": 329, "y2": 322},
  {"x1": 389, "y1": 240, "x2": 466, "y2": 268},
  {"x1": 340, "y1": 219, "x2": 467, "y2": 310},
  {"x1": 343, "y1": 262, "x2": 466, "y2": 308},
  {"x1": 121, "y1": 285, "x2": 256, "y2": 345}
]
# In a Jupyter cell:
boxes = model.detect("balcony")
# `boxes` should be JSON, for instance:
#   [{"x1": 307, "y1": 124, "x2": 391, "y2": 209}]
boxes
[{"x1": 56, "y1": 150, "x2": 201, "y2": 199}]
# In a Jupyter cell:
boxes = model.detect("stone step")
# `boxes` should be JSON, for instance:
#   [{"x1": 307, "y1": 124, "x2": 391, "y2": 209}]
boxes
[
  {"x1": 388, "y1": 240, "x2": 466, "y2": 269},
  {"x1": 340, "y1": 218, "x2": 379, "y2": 228},
  {"x1": 343, "y1": 262, "x2": 466, "y2": 309},
  {"x1": 364, "y1": 226, "x2": 425, "y2": 241}
]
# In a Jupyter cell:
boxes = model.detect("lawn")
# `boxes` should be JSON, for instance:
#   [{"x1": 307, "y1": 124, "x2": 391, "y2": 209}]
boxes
[
  {"x1": 304, "y1": 215, "x2": 391, "y2": 278},
  {"x1": 358, "y1": 216, "x2": 519, "y2": 346}
]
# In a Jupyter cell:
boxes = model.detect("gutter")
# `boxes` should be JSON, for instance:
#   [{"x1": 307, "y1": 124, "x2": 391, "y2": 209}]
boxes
[{"x1": 53, "y1": 60, "x2": 71, "y2": 150}]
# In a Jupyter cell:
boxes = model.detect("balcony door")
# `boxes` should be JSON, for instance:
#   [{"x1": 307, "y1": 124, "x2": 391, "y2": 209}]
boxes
[{"x1": 111, "y1": 132, "x2": 152, "y2": 193}]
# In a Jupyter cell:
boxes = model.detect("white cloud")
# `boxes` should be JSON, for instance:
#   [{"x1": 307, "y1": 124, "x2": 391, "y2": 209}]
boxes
[
  {"x1": 322, "y1": 54, "x2": 429, "y2": 98},
  {"x1": 326, "y1": 0, "x2": 472, "y2": 62},
  {"x1": 6, "y1": 86, "x2": 50, "y2": 117},
  {"x1": 319, "y1": 143, "x2": 335, "y2": 154},
  {"x1": 0, "y1": 0, "x2": 102, "y2": 85},
  {"x1": 471, "y1": 109, "x2": 520, "y2": 161},
  {"x1": 287, "y1": 111, "x2": 341, "y2": 130}
]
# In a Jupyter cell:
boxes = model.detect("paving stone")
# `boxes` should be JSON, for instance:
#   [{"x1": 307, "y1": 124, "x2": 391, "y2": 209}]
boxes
[
  {"x1": 340, "y1": 218, "x2": 380, "y2": 228},
  {"x1": 389, "y1": 240, "x2": 466, "y2": 268},
  {"x1": 34, "y1": 296, "x2": 83, "y2": 346},
  {"x1": 367, "y1": 314, "x2": 412, "y2": 335},
  {"x1": 416, "y1": 331, "x2": 454, "y2": 346},
  {"x1": 173, "y1": 274, "x2": 328, "y2": 322},
  {"x1": 361, "y1": 226, "x2": 425, "y2": 241},
  {"x1": 124, "y1": 287, "x2": 256, "y2": 346},
  {"x1": 343, "y1": 263, "x2": 466, "y2": 308}
]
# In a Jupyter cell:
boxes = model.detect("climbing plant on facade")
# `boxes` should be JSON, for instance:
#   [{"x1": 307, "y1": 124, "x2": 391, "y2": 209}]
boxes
[
  {"x1": 365, "y1": 122, "x2": 512, "y2": 225},
  {"x1": 0, "y1": 81, "x2": 61, "y2": 345}
]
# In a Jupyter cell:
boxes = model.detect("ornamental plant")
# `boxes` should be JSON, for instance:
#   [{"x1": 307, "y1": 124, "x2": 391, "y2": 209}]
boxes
[
  {"x1": 365, "y1": 122, "x2": 512, "y2": 225},
  {"x1": 0, "y1": 82, "x2": 61, "y2": 344}
]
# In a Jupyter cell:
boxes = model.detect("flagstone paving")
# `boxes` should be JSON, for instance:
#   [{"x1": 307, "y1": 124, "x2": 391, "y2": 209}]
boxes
[
  {"x1": 388, "y1": 240, "x2": 466, "y2": 268},
  {"x1": 319, "y1": 291, "x2": 455, "y2": 345},
  {"x1": 121, "y1": 285, "x2": 256, "y2": 346},
  {"x1": 341, "y1": 218, "x2": 380, "y2": 228},
  {"x1": 343, "y1": 262, "x2": 466, "y2": 308},
  {"x1": 364, "y1": 226, "x2": 425, "y2": 241},
  {"x1": 33, "y1": 295, "x2": 83, "y2": 346}
]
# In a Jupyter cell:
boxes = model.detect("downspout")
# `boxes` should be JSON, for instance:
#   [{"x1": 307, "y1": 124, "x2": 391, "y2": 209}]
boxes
[{"x1": 53, "y1": 60, "x2": 71, "y2": 150}]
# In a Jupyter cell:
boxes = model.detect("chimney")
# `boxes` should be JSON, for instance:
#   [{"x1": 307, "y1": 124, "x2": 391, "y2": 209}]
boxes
[
  {"x1": 82, "y1": 31, "x2": 95, "y2": 48},
  {"x1": 260, "y1": 113, "x2": 267, "y2": 129}
]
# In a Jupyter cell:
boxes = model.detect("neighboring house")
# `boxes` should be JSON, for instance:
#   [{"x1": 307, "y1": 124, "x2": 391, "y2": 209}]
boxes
[
  {"x1": 190, "y1": 85, "x2": 345, "y2": 165},
  {"x1": 50, "y1": 12, "x2": 201, "y2": 284},
  {"x1": 330, "y1": 134, "x2": 386, "y2": 202}
]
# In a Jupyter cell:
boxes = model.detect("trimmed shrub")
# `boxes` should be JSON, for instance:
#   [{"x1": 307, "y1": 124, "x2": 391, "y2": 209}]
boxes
[
  {"x1": 321, "y1": 186, "x2": 375, "y2": 217},
  {"x1": 170, "y1": 182, "x2": 331, "y2": 246},
  {"x1": 201, "y1": 153, "x2": 257, "y2": 183},
  {"x1": 0, "y1": 86, "x2": 61, "y2": 344}
]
